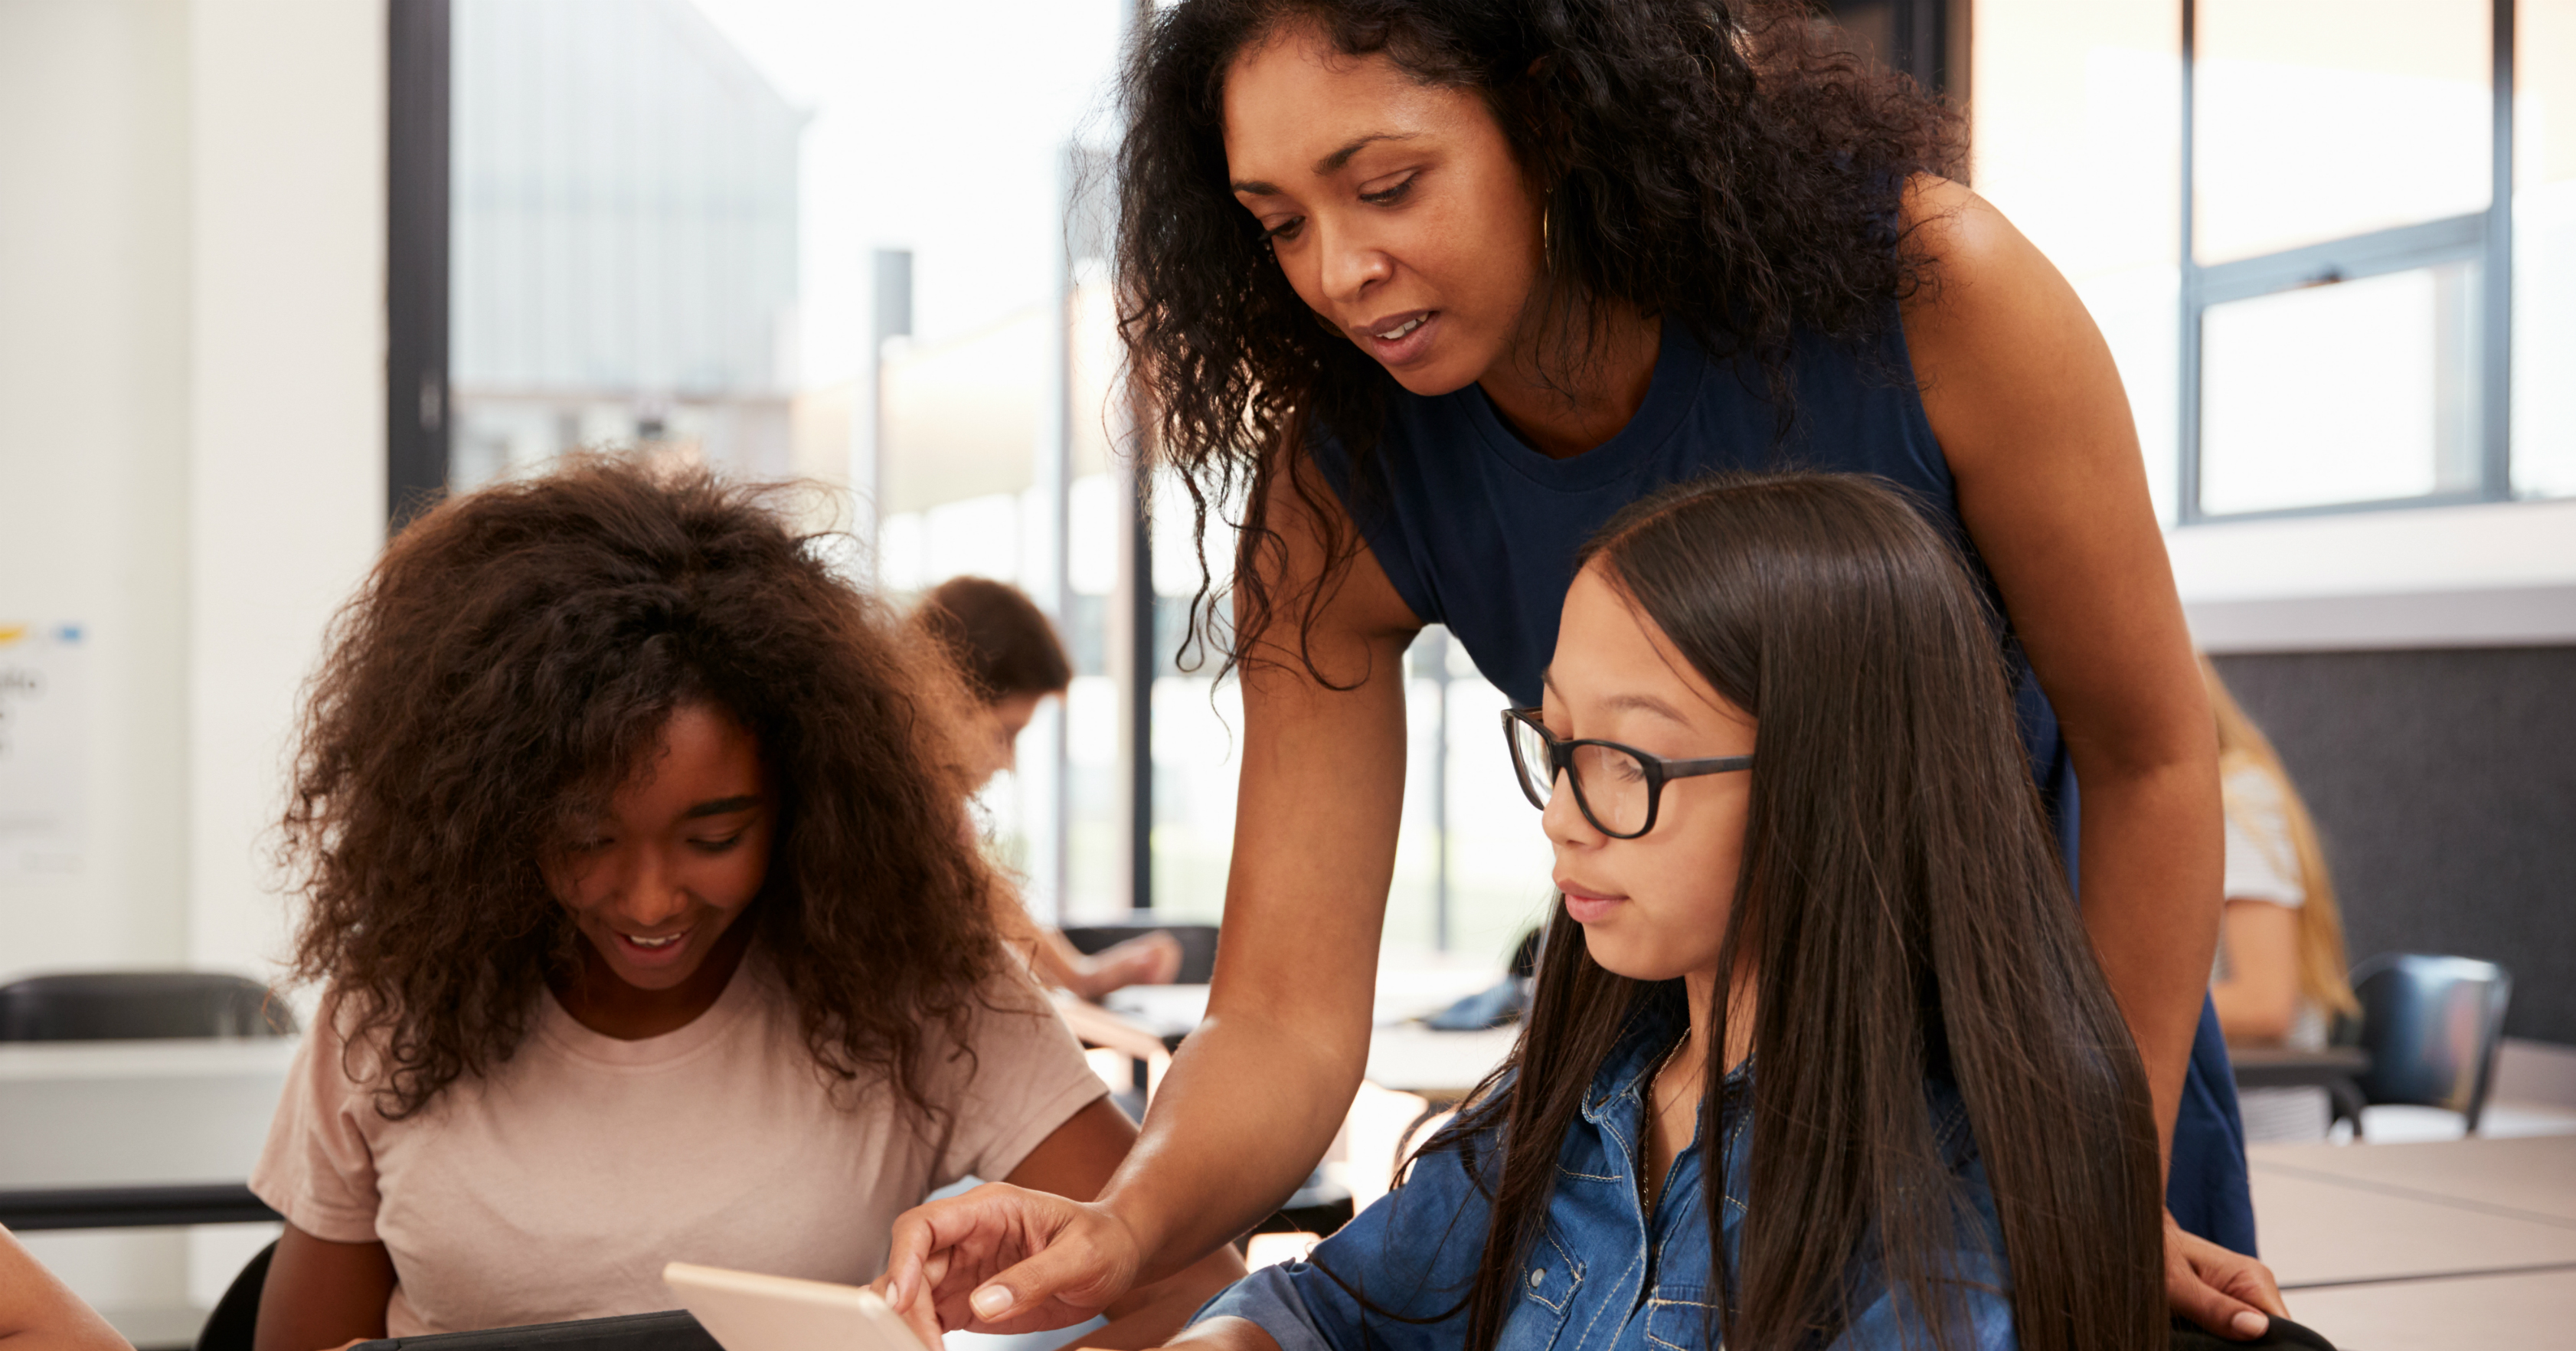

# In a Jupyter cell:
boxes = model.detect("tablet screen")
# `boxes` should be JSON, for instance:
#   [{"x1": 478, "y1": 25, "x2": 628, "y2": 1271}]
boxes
[{"x1": 663, "y1": 1262, "x2": 930, "y2": 1351}]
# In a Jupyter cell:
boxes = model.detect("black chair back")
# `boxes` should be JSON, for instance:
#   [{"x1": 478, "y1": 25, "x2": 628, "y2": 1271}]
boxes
[
  {"x1": 0, "y1": 972, "x2": 296, "y2": 1042},
  {"x1": 1060, "y1": 922, "x2": 1219, "y2": 985},
  {"x1": 193, "y1": 1240, "x2": 276, "y2": 1351},
  {"x1": 2349, "y1": 952, "x2": 2513, "y2": 1132}
]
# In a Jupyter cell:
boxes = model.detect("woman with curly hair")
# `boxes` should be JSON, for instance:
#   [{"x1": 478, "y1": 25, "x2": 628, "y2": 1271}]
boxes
[
  {"x1": 247, "y1": 460, "x2": 1240, "y2": 1351},
  {"x1": 885, "y1": 0, "x2": 2284, "y2": 1343}
]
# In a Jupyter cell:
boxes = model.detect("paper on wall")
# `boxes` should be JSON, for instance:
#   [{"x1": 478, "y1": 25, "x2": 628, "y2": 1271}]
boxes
[{"x1": 0, "y1": 624, "x2": 89, "y2": 882}]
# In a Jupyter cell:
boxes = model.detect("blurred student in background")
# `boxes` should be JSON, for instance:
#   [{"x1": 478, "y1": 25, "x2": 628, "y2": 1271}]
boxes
[
  {"x1": 2, "y1": 1228, "x2": 130, "y2": 1351},
  {"x1": 917, "y1": 577, "x2": 1183, "y2": 1000},
  {"x1": 2203, "y1": 658, "x2": 2359, "y2": 1143}
]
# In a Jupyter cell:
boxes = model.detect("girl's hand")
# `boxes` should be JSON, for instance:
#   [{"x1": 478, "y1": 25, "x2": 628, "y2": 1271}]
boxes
[
  {"x1": 2165, "y1": 1209, "x2": 2289, "y2": 1340},
  {"x1": 881, "y1": 1183, "x2": 1144, "y2": 1336}
]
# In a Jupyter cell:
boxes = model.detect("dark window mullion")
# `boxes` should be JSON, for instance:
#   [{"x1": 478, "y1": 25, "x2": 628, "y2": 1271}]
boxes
[
  {"x1": 2179, "y1": 0, "x2": 2203, "y2": 523},
  {"x1": 2483, "y1": 0, "x2": 2516, "y2": 502},
  {"x1": 2190, "y1": 488, "x2": 2493, "y2": 528},
  {"x1": 387, "y1": 0, "x2": 452, "y2": 528},
  {"x1": 2193, "y1": 216, "x2": 2487, "y2": 307}
]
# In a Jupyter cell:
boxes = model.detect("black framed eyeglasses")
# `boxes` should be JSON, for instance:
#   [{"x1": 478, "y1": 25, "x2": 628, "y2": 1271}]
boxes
[{"x1": 1502, "y1": 707, "x2": 1753, "y2": 840}]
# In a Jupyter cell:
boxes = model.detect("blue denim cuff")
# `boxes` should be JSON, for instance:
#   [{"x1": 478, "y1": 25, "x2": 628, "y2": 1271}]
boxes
[{"x1": 1190, "y1": 1264, "x2": 1335, "y2": 1351}]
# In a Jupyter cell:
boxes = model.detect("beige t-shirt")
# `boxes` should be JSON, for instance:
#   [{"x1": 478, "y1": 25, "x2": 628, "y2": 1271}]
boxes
[{"x1": 250, "y1": 952, "x2": 1105, "y2": 1336}]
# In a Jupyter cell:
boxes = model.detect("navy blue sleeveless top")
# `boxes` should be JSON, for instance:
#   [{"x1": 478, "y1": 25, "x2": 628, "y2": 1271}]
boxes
[{"x1": 1307, "y1": 317, "x2": 2258, "y2": 1252}]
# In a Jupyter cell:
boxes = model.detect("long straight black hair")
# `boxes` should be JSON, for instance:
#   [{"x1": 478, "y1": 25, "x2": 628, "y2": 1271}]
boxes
[{"x1": 1431, "y1": 473, "x2": 2162, "y2": 1351}]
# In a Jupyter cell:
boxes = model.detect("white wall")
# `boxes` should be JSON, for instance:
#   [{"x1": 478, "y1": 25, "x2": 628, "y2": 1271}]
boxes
[
  {"x1": 184, "y1": 0, "x2": 387, "y2": 979},
  {"x1": 0, "y1": 0, "x2": 382, "y2": 987},
  {"x1": 0, "y1": 0, "x2": 195, "y2": 974},
  {"x1": 2172, "y1": 499, "x2": 2576, "y2": 653},
  {"x1": 0, "y1": 0, "x2": 385, "y2": 1325}
]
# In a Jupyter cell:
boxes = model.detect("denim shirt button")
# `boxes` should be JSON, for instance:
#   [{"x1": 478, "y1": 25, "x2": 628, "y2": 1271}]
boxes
[{"x1": 1528, "y1": 1267, "x2": 1545, "y2": 1287}]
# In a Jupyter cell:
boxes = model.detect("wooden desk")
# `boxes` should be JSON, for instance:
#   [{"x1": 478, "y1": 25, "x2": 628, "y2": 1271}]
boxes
[
  {"x1": 2251, "y1": 1134, "x2": 2576, "y2": 1346},
  {"x1": 1092, "y1": 983, "x2": 1519, "y2": 1102},
  {"x1": 0, "y1": 1038, "x2": 294, "y2": 1228},
  {"x1": 1361, "y1": 1023, "x2": 1517, "y2": 1103},
  {"x1": 2283, "y1": 1268, "x2": 2576, "y2": 1349},
  {"x1": 2229, "y1": 1044, "x2": 2368, "y2": 1092},
  {"x1": 2249, "y1": 1167, "x2": 2576, "y2": 1288},
  {"x1": 2250, "y1": 1134, "x2": 2576, "y2": 1226}
]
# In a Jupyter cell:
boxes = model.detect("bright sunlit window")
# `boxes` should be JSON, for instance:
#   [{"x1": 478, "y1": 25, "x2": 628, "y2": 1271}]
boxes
[{"x1": 1977, "y1": 0, "x2": 2560, "y2": 523}]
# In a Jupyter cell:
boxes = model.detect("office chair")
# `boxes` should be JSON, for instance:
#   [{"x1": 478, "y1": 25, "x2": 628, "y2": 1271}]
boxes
[
  {"x1": 2336, "y1": 953, "x2": 2514, "y2": 1137},
  {"x1": 0, "y1": 971, "x2": 296, "y2": 1041},
  {"x1": 193, "y1": 1241, "x2": 275, "y2": 1351},
  {"x1": 195, "y1": 1251, "x2": 724, "y2": 1351}
]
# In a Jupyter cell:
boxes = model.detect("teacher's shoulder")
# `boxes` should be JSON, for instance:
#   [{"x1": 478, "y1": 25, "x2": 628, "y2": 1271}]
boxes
[
  {"x1": 1894, "y1": 172, "x2": 2123, "y2": 480},
  {"x1": 1895, "y1": 173, "x2": 2073, "y2": 342}
]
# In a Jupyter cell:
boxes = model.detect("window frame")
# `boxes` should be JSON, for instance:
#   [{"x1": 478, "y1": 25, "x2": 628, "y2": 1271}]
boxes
[
  {"x1": 387, "y1": 0, "x2": 451, "y2": 528},
  {"x1": 2176, "y1": 0, "x2": 2519, "y2": 524}
]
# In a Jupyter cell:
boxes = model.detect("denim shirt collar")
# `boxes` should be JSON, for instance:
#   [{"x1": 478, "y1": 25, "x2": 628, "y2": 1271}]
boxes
[{"x1": 1576, "y1": 985, "x2": 1749, "y2": 1140}]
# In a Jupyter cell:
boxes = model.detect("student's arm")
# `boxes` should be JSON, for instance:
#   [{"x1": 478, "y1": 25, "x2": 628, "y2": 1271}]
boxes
[
  {"x1": 1900, "y1": 176, "x2": 2283, "y2": 1340},
  {"x1": 0, "y1": 1226, "x2": 130, "y2": 1351},
  {"x1": 2209, "y1": 901, "x2": 2301, "y2": 1045},
  {"x1": 253, "y1": 1224, "x2": 395, "y2": 1351},
  {"x1": 992, "y1": 875, "x2": 1184, "y2": 1000},
  {"x1": 980, "y1": 1098, "x2": 1246, "y2": 1349},
  {"x1": 990, "y1": 877, "x2": 1087, "y2": 991},
  {"x1": 883, "y1": 458, "x2": 1419, "y2": 1330}
]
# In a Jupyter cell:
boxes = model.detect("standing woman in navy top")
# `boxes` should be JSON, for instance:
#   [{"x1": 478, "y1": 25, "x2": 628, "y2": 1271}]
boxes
[{"x1": 888, "y1": 0, "x2": 2283, "y2": 1340}]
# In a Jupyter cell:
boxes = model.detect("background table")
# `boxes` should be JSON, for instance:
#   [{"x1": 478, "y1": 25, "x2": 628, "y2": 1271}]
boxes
[
  {"x1": 2250, "y1": 1134, "x2": 2576, "y2": 1346},
  {"x1": 1099, "y1": 968, "x2": 1518, "y2": 1102},
  {"x1": 1, "y1": 1038, "x2": 296, "y2": 1346},
  {"x1": 2228, "y1": 1044, "x2": 2368, "y2": 1091},
  {"x1": 2277, "y1": 1267, "x2": 2575, "y2": 1346},
  {"x1": 0, "y1": 1038, "x2": 294, "y2": 1226}
]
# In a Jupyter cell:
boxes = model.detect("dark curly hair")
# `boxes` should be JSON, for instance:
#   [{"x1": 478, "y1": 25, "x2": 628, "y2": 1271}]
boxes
[
  {"x1": 281, "y1": 458, "x2": 1005, "y2": 1120},
  {"x1": 918, "y1": 577, "x2": 1074, "y2": 702},
  {"x1": 1115, "y1": 0, "x2": 1961, "y2": 676}
]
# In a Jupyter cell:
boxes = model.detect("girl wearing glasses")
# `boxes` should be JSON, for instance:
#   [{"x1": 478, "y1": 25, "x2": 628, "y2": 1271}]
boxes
[
  {"x1": 1182, "y1": 473, "x2": 2168, "y2": 1350},
  {"x1": 885, "y1": 0, "x2": 2277, "y2": 1341},
  {"x1": 247, "y1": 461, "x2": 1240, "y2": 1351}
]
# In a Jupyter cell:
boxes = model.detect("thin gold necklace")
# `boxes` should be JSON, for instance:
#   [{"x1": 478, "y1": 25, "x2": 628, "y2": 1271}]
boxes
[{"x1": 1643, "y1": 1031, "x2": 1701, "y2": 1212}]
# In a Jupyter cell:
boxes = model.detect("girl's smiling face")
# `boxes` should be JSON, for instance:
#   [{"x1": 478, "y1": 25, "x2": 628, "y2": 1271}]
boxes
[
  {"x1": 542, "y1": 702, "x2": 773, "y2": 999},
  {"x1": 1540, "y1": 563, "x2": 1757, "y2": 986},
  {"x1": 1221, "y1": 20, "x2": 1544, "y2": 398}
]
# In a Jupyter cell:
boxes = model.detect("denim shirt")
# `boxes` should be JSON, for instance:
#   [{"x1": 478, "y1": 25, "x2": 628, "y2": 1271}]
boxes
[{"x1": 1195, "y1": 997, "x2": 2016, "y2": 1351}]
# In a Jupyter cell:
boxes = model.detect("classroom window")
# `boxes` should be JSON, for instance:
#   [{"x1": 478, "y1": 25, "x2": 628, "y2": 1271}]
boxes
[
  {"x1": 1979, "y1": 1, "x2": 2561, "y2": 523},
  {"x1": 2515, "y1": 0, "x2": 2576, "y2": 497}
]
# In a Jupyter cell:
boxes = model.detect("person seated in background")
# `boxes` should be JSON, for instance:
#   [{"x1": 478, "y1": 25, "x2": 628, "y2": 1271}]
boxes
[
  {"x1": 249, "y1": 460, "x2": 1239, "y2": 1351},
  {"x1": 2, "y1": 1227, "x2": 131, "y2": 1351},
  {"x1": 1130, "y1": 475, "x2": 2185, "y2": 1351},
  {"x1": 2202, "y1": 658, "x2": 2359, "y2": 1143},
  {"x1": 916, "y1": 576, "x2": 1184, "y2": 1000}
]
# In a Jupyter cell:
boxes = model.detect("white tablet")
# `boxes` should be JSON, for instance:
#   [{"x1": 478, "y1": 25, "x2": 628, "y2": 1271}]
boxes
[{"x1": 662, "y1": 1261, "x2": 931, "y2": 1351}]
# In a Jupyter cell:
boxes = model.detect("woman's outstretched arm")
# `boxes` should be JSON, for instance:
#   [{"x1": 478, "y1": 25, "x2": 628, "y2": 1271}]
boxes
[
  {"x1": 881, "y1": 456, "x2": 1420, "y2": 1333},
  {"x1": 0, "y1": 1227, "x2": 130, "y2": 1351}
]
